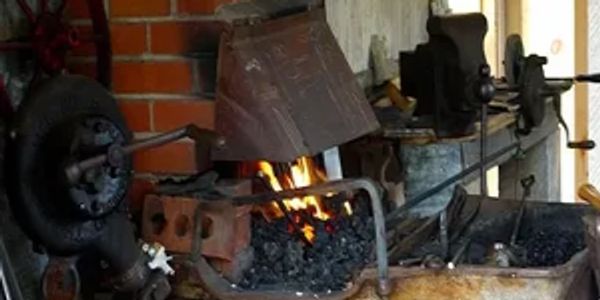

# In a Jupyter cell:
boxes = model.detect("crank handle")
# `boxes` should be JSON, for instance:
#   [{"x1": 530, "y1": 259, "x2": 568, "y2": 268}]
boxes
[
  {"x1": 578, "y1": 183, "x2": 600, "y2": 212},
  {"x1": 575, "y1": 73, "x2": 600, "y2": 83},
  {"x1": 567, "y1": 140, "x2": 596, "y2": 150}
]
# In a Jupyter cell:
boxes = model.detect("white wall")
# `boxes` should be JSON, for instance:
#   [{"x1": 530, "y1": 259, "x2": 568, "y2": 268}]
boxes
[{"x1": 325, "y1": 0, "x2": 429, "y2": 73}]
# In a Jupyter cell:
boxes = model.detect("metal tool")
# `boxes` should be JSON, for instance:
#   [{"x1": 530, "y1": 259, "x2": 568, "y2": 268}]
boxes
[
  {"x1": 501, "y1": 34, "x2": 597, "y2": 149},
  {"x1": 509, "y1": 175, "x2": 535, "y2": 247}
]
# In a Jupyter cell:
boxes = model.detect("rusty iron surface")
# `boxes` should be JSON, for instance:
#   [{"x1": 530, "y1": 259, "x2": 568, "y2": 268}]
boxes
[
  {"x1": 170, "y1": 196, "x2": 595, "y2": 300},
  {"x1": 213, "y1": 10, "x2": 379, "y2": 162},
  {"x1": 171, "y1": 251, "x2": 592, "y2": 300}
]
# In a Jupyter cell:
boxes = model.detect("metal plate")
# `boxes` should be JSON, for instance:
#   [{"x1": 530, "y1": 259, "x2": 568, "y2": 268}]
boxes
[{"x1": 213, "y1": 10, "x2": 379, "y2": 162}]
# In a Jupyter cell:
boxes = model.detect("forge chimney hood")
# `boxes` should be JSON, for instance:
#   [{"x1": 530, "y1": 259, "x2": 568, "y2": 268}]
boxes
[{"x1": 213, "y1": 9, "x2": 380, "y2": 162}]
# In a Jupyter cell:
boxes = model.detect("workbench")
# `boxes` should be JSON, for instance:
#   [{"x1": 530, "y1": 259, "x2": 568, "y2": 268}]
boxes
[{"x1": 384, "y1": 101, "x2": 561, "y2": 216}]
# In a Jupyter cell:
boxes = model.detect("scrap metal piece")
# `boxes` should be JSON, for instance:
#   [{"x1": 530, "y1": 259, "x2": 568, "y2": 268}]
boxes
[{"x1": 214, "y1": 10, "x2": 379, "y2": 162}]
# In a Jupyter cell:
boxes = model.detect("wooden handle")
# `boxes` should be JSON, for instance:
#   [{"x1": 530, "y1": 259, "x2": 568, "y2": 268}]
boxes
[{"x1": 578, "y1": 183, "x2": 600, "y2": 211}]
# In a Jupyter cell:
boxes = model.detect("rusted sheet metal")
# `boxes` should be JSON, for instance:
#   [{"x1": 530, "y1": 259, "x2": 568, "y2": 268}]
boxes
[
  {"x1": 171, "y1": 251, "x2": 592, "y2": 300},
  {"x1": 213, "y1": 10, "x2": 379, "y2": 162},
  {"x1": 171, "y1": 195, "x2": 594, "y2": 300}
]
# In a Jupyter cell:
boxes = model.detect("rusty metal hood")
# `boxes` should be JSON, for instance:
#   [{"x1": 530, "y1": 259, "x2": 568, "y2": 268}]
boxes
[{"x1": 213, "y1": 10, "x2": 379, "y2": 162}]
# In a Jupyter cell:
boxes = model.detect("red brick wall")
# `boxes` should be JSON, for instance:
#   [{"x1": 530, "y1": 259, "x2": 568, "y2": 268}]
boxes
[{"x1": 66, "y1": 0, "x2": 232, "y2": 177}]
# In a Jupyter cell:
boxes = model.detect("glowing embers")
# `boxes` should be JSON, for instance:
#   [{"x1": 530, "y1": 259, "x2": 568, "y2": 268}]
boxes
[{"x1": 257, "y1": 157, "x2": 353, "y2": 243}]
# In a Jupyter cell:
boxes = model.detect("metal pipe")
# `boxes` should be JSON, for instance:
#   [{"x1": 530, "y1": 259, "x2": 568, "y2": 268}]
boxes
[
  {"x1": 64, "y1": 125, "x2": 222, "y2": 184},
  {"x1": 232, "y1": 178, "x2": 390, "y2": 296},
  {"x1": 480, "y1": 104, "x2": 488, "y2": 197}
]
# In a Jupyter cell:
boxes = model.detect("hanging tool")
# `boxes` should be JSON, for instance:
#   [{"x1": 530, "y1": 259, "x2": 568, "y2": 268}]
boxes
[{"x1": 509, "y1": 175, "x2": 536, "y2": 247}]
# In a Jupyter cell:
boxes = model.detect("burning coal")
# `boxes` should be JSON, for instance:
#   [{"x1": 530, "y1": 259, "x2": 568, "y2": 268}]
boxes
[{"x1": 256, "y1": 157, "x2": 353, "y2": 243}]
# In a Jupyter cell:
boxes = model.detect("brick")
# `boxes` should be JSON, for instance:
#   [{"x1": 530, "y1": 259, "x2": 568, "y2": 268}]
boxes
[
  {"x1": 110, "y1": 0, "x2": 170, "y2": 17},
  {"x1": 118, "y1": 100, "x2": 151, "y2": 132},
  {"x1": 133, "y1": 141, "x2": 198, "y2": 174},
  {"x1": 150, "y1": 21, "x2": 225, "y2": 54},
  {"x1": 71, "y1": 23, "x2": 147, "y2": 57},
  {"x1": 111, "y1": 23, "x2": 147, "y2": 55},
  {"x1": 112, "y1": 61, "x2": 193, "y2": 94},
  {"x1": 65, "y1": 0, "x2": 90, "y2": 19},
  {"x1": 153, "y1": 100, "x2": 215, "y2": 131},
  {"x1": 177, "y1": 0, "x2": 233, "y2": 15}
]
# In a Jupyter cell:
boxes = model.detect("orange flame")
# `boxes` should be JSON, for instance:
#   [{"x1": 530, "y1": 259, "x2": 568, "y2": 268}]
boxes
[{"x1": 258, "y1": 156, "x2": 352, "y2": 243}]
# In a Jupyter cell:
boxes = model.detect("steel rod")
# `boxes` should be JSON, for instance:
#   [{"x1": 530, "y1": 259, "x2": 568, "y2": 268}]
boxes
[
  {"x1": 480, "y1": 104, "x2": 488, "y2": 197},
  {"x1": 64, "y1": 125, "x2": 220, "y2": 184}
]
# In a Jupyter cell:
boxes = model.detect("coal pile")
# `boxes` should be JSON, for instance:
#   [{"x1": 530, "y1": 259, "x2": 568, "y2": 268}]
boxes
[
  {"x1": 239, "y1": 195, "x2": 374, "y2": 293},
  {"x1": 520, "y1": 229, "x2": 585, "y2": 267}
]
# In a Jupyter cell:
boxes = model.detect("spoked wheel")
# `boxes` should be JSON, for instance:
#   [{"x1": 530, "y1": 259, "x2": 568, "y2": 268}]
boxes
[
  {"x1": 0, "y1": 0, "x2": 111, "y2": 88},
  {"x1": 6, "y1": 75, "x2": 131, "y2": 254}
]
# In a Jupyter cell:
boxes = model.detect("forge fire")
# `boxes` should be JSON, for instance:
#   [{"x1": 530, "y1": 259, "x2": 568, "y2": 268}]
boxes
[
  {"x1": 257, "y1": 157, "x2": 354, "y2": 243},
  {"x1": 239, "y1": 157, "x2": 375, "y2": 292}
]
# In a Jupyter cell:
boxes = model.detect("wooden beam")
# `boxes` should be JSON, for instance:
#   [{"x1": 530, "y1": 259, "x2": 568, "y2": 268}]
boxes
[
  {"x1": 575, "y1": 0, "x2": 589, "y2": 195},
  {"x1": 505, "y1": 0, "x2": 522, "y2": 36}
]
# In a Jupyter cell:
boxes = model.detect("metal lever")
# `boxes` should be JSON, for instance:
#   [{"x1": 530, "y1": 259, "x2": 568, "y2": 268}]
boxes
[
  {"x1": 575, "y1": 73, "x2": 600, "y2": 83},
  {"x1": 551, "y1": 94, "x2": 596, "y2": 150},
  {"x1": 547, "y1": 72, "x2": 600, "y2": 83},
  {"x1": 65, "y1": 125, "x2": 224, "y2": 185}
]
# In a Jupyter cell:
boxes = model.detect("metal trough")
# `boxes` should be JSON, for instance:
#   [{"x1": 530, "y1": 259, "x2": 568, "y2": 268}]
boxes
[{"x1": 172, "y1": 197, "x2": 596, "y2": 300}]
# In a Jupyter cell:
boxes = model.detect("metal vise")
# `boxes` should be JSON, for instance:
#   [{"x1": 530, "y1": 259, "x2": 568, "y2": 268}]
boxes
[{"x1": 400, "y1": 13, "x2": 489, "y2": 137}]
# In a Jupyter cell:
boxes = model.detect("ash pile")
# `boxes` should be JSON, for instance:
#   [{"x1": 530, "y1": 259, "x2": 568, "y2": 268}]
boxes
[{"x1": 239, "y1": 194, "x2": 374, "y2": 293}]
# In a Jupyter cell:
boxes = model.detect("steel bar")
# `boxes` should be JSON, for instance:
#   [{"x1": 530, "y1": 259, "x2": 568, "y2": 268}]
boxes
[
  {"x1": 64, "y1": 125, "x2": 221, "y2": 184},
  {"x1": 231, "y1": 178, "x2": 390, "y2": 296},
  {"x1": 480, "y1": 104, "x2": 488, "y2": 197},
  {"x1": 386, "y1": 141, "x2": 521, "y2": 225}
]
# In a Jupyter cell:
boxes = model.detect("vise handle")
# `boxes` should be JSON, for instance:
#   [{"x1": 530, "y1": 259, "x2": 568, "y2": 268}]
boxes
[{"x1": 578, "y1": 183, "x2": 600, "y2": 211}]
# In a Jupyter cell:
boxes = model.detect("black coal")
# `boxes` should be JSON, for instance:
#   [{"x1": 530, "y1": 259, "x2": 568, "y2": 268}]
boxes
[
  {"x1": 520, "y1": 229, "x2": 585, "y2": 267},
  {"x1": 240, "y1": 194, "x2": 374, "y2": 293}
]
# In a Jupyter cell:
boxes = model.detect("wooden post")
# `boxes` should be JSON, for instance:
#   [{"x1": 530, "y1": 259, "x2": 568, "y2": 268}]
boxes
[{"x1": 575, "y1": 0, "x2": 589, "y2": 197}]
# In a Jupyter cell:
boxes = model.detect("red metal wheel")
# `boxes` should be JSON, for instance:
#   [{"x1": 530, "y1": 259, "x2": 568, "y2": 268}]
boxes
[{"x1": 0, "y1": 0, "x2": 112, "y2": 88}]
